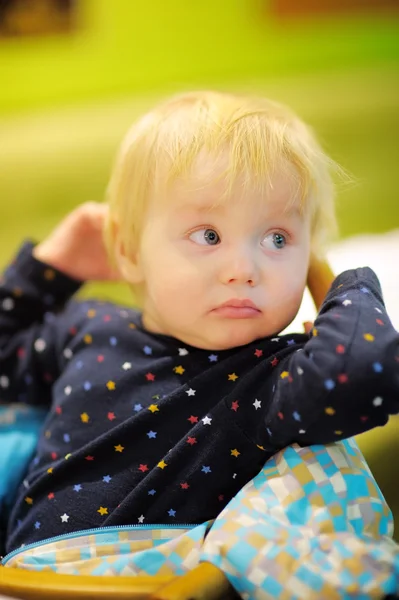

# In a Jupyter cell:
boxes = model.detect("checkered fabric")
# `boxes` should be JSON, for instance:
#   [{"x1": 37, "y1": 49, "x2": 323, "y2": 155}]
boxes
[{"x1": 202, "y1": 439, "x2": 399, "y2": 599}]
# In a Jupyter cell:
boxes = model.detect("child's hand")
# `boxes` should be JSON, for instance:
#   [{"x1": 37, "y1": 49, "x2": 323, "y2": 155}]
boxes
[
  {"x1": 303, "y1": 321, "x2": 313, "y2": 335},
  {"x1": 33, "y1": 202, "x2": 120, "y2": 282}
]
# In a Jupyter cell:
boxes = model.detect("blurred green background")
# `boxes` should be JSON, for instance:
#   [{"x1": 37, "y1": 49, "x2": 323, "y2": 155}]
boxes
[{"x1": 0, "y1": 0, "x2": 398, "y2": 538}]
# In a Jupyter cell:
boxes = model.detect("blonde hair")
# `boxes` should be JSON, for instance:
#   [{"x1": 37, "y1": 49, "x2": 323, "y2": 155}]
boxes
[{"x1": 105, "y1": 90, "x2": 339, "y2": 296}]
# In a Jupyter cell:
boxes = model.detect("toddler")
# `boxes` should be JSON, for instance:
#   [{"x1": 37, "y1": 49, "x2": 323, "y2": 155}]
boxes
[{"x1": 1, "y1": 91, "x2": 398, "y2": 553}]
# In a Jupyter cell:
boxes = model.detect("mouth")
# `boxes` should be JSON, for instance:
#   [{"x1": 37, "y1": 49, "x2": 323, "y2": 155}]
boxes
[
  {"x1": 211, "y1": 299, "x2": 261, "y2": 319},
  {"x1": 217, "y1": 298, "x2": 259, "y2": 310}
]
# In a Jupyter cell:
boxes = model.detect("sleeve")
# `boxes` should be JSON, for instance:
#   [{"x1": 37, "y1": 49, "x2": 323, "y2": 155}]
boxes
[
  {"x1": 263, "y1": 267, "x2": 399, "y2": 450},
  {"x1": 0, "y1": 242, "x2": 83, "y2": 408}
]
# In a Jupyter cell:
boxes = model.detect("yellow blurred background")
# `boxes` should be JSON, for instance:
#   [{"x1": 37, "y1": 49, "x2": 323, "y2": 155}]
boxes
[{"x1": 0, "y1": 0, "x2": 398, "y2": 538}]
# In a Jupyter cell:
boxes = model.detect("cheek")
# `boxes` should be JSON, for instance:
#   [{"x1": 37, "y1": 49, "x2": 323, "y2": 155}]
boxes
[
  {"x1": 144, "y1": 250, "x2": 205, "y2": 303},
  {"x1": 290, "y1": 267, "x2": 308, "y2": 295},
  {"x1": 271, "y1": 257, "x2": 308, "y2": 304}
]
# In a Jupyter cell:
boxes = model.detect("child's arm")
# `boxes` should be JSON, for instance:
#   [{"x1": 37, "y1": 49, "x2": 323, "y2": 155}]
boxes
[
  {"x1": 263, "y1": 266, "x2": 399, "y2": 449},
  {"x1": 0, "y1": 203, "x2": 117, "y2": 407}
]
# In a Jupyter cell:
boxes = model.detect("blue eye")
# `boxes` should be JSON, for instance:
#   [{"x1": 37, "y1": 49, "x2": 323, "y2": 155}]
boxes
[
  {"x1": 273, "y1": 233, "x2": 286, "y2": 249},
  {"x1": 264, "y1": 232, "x2": 287, "y2": 250},
  {"x1": 190, "y1": 228, "x2": 220, "y2": 246}
]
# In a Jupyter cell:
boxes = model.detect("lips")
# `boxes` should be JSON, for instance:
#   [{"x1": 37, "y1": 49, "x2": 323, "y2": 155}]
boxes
[
  {"x1": 217, "y1": 299, "x2": 259, "y2": 310},
  {"x1": 211, "y1": 298, "x2": 261, "y2": 319},
  {"x1": 211, "y1": 303, "x2": 261, "y2": 319}
]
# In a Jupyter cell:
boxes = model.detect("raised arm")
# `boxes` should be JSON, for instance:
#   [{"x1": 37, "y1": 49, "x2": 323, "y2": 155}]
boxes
[
  {"x1": 264, "y1": 266, "x2": 399, "y2": 449},
  {"x1": 0, "y1": 242, "x2": 82, "y2": 406},
  {"x1": 0, "y1": 203, "x2": 118, "y2": 407}
]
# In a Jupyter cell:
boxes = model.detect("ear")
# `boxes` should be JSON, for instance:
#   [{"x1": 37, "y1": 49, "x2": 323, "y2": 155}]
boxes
[{"x1": 114, "y1": 239, "x2": 145, "y2": 285}]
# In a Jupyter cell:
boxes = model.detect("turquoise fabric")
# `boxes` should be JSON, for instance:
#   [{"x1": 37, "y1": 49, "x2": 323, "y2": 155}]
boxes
[
  {"x1": 201, "y1": 439, "x2": 399, "y2": 599},
  {"x1": 0, "y1": 404, "x2": 46, "y2": 551}
]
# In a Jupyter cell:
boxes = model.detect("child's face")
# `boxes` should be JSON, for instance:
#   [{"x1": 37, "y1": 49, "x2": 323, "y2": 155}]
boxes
[{"x1": 133, "y1": 155, "x2": 311, "y2": 350}]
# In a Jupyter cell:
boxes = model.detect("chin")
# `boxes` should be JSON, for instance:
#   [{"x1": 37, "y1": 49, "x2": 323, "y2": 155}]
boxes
[{"x1": 205, "y1": 329, "x2": 265, "y2": 351}]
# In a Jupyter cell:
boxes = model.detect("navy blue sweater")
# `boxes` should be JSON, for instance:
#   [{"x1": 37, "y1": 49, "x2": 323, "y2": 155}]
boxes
[{"x1": 1, "y1": 242, "x2": 398, "y2": 553}]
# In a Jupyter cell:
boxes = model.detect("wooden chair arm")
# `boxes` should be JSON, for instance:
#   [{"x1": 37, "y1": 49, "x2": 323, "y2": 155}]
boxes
[
  {"x1": 0, "y1": 563, "x2": 239, "y2": 600},
  {"x1": 307, "y1": 258, "x2": 335, "y2": 311},
  {"x1": 0, "y1": 566, "x2": 170, "y2": 600}
]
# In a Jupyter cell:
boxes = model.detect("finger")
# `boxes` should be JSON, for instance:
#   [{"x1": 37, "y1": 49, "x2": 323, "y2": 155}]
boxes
[{"x1": 303, "y1": 321, "x2": 313, "y2": 335}]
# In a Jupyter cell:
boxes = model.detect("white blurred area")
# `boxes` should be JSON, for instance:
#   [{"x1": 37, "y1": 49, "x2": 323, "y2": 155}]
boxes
[{"x1": 286, "y1": 229, "x2": 399, "y2": 334}]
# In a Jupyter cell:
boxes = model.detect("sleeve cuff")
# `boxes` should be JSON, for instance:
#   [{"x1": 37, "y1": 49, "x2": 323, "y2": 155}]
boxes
[{"x1": 7, "y1": 241, "x2": 83, "y2": 305}]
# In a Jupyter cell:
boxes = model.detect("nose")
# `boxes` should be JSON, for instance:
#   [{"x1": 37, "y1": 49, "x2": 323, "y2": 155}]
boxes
[{"x1": 218, "y1": 244, "x2": 259, "y2": 287}]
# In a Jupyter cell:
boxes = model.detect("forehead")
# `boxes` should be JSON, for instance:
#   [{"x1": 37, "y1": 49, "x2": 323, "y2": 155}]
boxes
[{"x1": 155, "y1": 151, "x2": 304, "y2": 218}]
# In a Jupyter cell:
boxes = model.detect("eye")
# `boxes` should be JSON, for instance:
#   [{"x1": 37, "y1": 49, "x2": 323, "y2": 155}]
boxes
[
  {"x1": 263, "y1": 232, "x2": 287, "y2": 250},
  {"x1": 189, "y1": 228, "x2": 220, "y2": 246}
]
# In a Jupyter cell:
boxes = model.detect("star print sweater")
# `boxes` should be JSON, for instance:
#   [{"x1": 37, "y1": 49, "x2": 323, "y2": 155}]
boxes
[{"x1": 1, "y1": 242, "x2": 398, "y2": 553}]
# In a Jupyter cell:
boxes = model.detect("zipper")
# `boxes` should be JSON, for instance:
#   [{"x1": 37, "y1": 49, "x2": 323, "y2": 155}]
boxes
[{"x1": 1, "y1": 522, "x2": 197, "y2": 566}]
